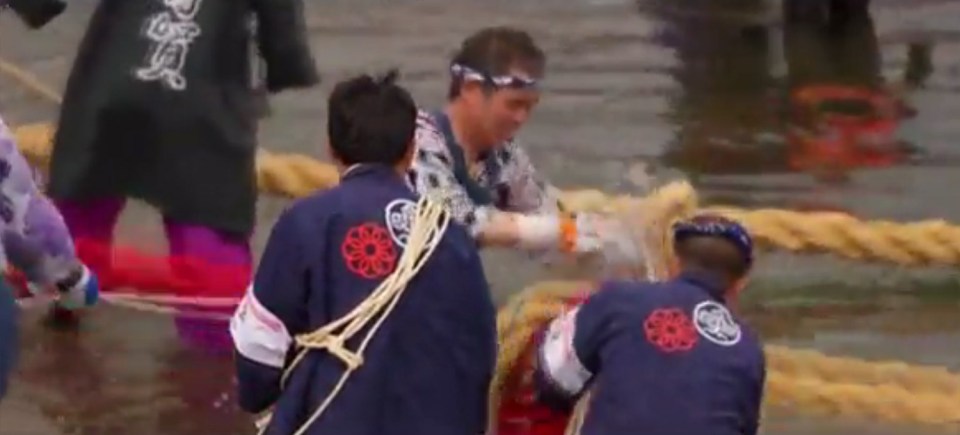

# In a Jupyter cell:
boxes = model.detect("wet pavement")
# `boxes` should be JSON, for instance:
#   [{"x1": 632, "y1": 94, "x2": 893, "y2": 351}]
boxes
[{"x1": 2, "y1": 0, "x2": 960, "y2": 433}]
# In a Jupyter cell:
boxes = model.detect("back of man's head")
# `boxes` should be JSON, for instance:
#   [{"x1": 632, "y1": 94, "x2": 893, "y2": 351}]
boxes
[
  {"x1": 327, "y1": 70, "x2": 418, "y2": 166},
  {"x1": 672, "y1": 215, "x2": 753, "y2": 287}
]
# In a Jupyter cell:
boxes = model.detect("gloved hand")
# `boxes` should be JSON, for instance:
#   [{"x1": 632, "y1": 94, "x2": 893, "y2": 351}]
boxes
[
  {"x1": 515, "y1": 212, "x2": 645, "y2": 269},
  {"x1": 28, "y1": 264, "x2": 99, "y2": 310},
  {"x1": 565, "y1": 213, "x2": 645, "y2": 270}
]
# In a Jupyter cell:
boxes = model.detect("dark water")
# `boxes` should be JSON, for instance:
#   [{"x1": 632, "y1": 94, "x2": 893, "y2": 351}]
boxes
[{"x1": 2, "y1": 0, "x2": 960, "y2": 433}]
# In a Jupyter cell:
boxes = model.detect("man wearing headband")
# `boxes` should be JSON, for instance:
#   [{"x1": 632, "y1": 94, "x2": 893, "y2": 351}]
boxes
[
  {"x1": 531, "y1": 215, "x2": 765, "y2": 435},
  {"x1": 0, "y1": 116, "x2": 100, "y2": 402},
  {"x1": 411, "y1": 27, "x2": 635, "y2": 260}
]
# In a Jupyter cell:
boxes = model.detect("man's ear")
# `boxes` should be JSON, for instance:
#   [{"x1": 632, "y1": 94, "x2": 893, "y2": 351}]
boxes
[
  {"x1": 460, "y1": 80, "x2": 491, "y2": 102},
  {"x1": 399, "y1": 139, "x2": 416, "y2": 170},
  {"x1": 732, "y1": 276, "x2": 749, "y2": 294},
  {"x1": 667, "y1": 257, "x2": 681, "y2": 279},
  {"x1": 326, "y1": 141, "x2": 346, "y2": 173}
]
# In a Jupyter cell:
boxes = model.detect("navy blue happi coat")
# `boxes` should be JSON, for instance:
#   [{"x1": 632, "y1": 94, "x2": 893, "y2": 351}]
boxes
[
  {"x1": 231, "y1": 164, "x2": 496, "y2": 435},
  {"x1": 534, "y1": 272, "x2": 766, "y2": 435},
  {"x1": 0, "y1": 279, "x2": 16, "y2": 400}
]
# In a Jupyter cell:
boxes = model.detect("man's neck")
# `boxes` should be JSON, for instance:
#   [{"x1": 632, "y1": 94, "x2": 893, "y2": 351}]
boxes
[
  {"x1": 678, "y1": 267, "x2": 732, "y2": 301},
  {"x1": 445, "y1": 102, "x2": 491, "y2": 162},
  {"x1": 340, "y1": 162, "x2": 408, "y2": 179}
]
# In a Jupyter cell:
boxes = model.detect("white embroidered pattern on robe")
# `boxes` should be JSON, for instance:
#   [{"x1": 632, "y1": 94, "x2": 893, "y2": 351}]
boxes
[{"x1": 135, "y1": 0, "x2": 205, "y2": 91}]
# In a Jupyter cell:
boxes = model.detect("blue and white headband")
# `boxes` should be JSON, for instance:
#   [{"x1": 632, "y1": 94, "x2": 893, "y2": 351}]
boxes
[
  {"x1": 672, "y1": 214, "x2": 754, "y2": 268},
  {"x1": 450, "y1": 63, "x2": 539, "y2": 90}
]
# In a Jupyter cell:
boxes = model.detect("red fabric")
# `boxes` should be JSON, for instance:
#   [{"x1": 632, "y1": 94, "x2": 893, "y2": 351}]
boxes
[
  {"x1": 8, "y1": 236, "x2": 250, "y2": 300},
  {"x1": 496, "y1": 331, "x2": 572, "y2": 435},
  {"x1": 788, "y1": 85, "x2": 906, "y2": 172},
  {"x1": 7, "y1": 268, "x2": 28, "y2": 298},
  {"x1": 496, "y1": 289, "x2": 593, "y2": 435}
]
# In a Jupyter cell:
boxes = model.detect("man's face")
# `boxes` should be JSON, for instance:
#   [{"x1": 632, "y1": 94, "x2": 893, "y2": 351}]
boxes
[{"x1": 461, "y1": 73, "x2": 541, "y2": 150}]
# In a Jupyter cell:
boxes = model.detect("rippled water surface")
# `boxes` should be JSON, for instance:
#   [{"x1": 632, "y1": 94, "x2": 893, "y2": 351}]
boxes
[{"x1": 2, "y1": 0, "x2": 960, "y2": 433}]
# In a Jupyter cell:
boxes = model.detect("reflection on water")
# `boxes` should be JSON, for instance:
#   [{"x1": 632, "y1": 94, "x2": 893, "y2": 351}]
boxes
[
  {"x1": 660, "y1": 0, "x2": 927, "y2": 185},
  {"x1": 13, "y1": 307, "x2": 254, "y2": 434},
  {"x1": 2, "y1": 0, "x2": 960, "y2": 433},
  {"x1": 656, "y1": 0, "x2": 783, "y2": 176}
]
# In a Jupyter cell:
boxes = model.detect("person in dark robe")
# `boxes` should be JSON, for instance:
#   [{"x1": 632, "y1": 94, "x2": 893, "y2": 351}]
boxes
[
  {"x1": 230, "y1": 71, "x2": 495, "y2": 434},
  {"x1": 533, "y1": 214, "x2": 765, "y2": 435},
  {"x1": 43, "y1": 0, "x2": 319, "y2": 351}
]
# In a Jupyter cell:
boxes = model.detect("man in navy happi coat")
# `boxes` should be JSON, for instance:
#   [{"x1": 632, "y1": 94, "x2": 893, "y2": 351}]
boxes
[
  {"x1": 230, "y1": 71, "x2": 496, "y2": 435},
  {"x1": 534, "y1": 215, "x2": 766, "y2": 435}
]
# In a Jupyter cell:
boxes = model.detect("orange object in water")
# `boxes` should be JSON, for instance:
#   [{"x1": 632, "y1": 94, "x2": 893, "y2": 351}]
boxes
[
  {"x1": 788, "y1": 84, "x2": 907, "y2": 172},
  {"x1": 495, "y1": 292, "x2": 591, "y2": 435}
]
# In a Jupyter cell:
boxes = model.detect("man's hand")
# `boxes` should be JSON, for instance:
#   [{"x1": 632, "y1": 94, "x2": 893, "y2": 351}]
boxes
[
  {"x1": 510, "y1": 212, "x2": 646, "y2": 271},
  {"x1": 568, "y1": 213, "x2": 647, "y2": 277}
]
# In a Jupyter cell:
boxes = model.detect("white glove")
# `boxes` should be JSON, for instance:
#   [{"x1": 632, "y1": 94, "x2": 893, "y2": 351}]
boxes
[
  {"x1": 514, "y1": 213, "x2": 644, "y2": 265},
  {"x1": 572, "y1": 213, "x2": 646, "y2": 269}
]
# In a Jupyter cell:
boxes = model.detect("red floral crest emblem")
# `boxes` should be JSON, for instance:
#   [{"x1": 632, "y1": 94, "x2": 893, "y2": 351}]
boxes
[
  {"x1": 643, "y1": 308, "x2": 698, "y2": 353},
  {"x1": 341, "y1": 223, "x2": 398, "y2": 279}
]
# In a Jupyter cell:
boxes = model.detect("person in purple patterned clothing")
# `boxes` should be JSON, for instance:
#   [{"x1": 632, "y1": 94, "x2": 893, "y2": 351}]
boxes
[{"x1": 0, "y1": 115, "x2": 100, "y2": 401}]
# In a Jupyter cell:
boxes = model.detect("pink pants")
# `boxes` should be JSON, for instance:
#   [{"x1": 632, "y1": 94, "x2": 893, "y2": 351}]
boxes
[{"x1": 56, "y1": 198, "x2": 251, "y2": 353}]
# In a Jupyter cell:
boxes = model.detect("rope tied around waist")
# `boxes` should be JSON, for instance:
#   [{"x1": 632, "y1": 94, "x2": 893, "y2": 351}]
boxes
[{"x1": 257, "y1": 196, "x2": 451, "y2": 435}]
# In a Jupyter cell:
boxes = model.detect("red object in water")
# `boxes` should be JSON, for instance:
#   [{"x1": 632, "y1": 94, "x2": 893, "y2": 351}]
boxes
[
  {"x1": 8, "y1": 237, "x2": 251, "y2": 302},
  {"x1": 495, "y1": 289, "x2": 593, "y2": 435},
  {"x1": 788, "y1": 84, "x2": 907, "y2": 173},
  {"x1": 496, "y1": 334, "x2": 574, "y2": 435}
]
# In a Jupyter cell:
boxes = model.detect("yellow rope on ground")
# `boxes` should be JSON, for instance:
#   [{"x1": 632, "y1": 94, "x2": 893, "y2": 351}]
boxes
[
  {"x1": 766, "y1": 345, "x2": 960, "y2": 396},
  {"x1": 255, "y1": 197, "x2": 450, "y2": 434},
  {"x1": 765, "y1": 372, "x2": 960, "y2": 425},
  {"x1": 707, "y1": 206, "x2": 960, "y2": 267},
  {"x1": 0, "y1": 58, "x2": 63, "y2": 104},
  {"x1": 13, "y1": 121, "x2": 960, "y2": 267}
]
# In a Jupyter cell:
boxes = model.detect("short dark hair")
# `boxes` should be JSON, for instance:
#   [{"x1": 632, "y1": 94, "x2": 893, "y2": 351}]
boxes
[
  {"x1": 448, "y1": 26, "x2": 546, "y2": 100},
  {"x1": 675, "y1": 236, "x2": 751, "y2": 280},
  {"x1": 327, "y1": 70, "x2": 417, "y2": 166}
]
